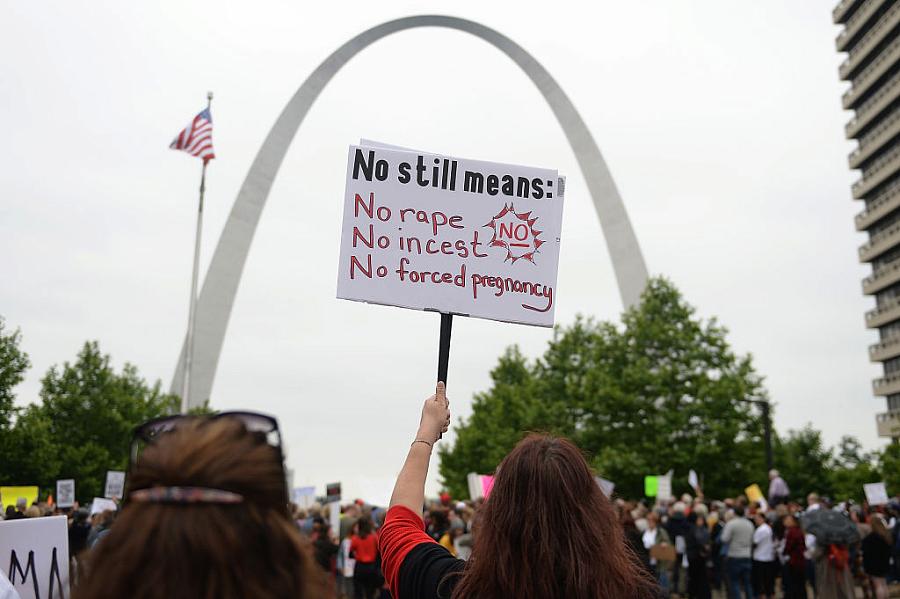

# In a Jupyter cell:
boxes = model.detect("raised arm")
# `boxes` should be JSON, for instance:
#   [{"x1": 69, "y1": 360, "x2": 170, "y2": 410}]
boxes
[{"x1": 388, "y1": 382, "x2": 451, "y2": 515}]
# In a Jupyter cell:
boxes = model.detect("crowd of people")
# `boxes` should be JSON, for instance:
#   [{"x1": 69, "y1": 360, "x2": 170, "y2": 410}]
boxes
[
  {"x1": 616, "y1": 484, "x2": 900, "y2": 599},
  {"x1": 1, "y1": 385, "x2": 898, "y2": 599}
]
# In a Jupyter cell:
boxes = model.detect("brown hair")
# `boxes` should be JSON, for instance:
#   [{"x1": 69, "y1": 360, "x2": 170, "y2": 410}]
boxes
[
  {"x1": 872, "y1": 514, "x2": 892, "y2": 545},
  {"x1": 451, "y1": 434, "x2": 657, "y2": 599},
  {"x1": 74, "y1": 418, "x2": 328, "y2": 599}
]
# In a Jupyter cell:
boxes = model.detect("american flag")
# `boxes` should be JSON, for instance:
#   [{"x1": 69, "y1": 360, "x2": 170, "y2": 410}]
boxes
[{"x1": 169, "y1": 107, "x2": 215, "y2": 162}]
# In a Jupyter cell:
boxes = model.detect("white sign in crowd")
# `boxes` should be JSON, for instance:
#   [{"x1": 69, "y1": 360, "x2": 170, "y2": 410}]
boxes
[
  {"x1": 337, "y1": 142, "x2": 565, "y2": 327},
  {"x1": 103, "y1": 470, "x2": 125, "y2": 500},
  {"x1": 55, "y1": 480, "x2": 75, "y2": 509},
  {"x1": 0, "y1": 516, "x2": 69, "y2": 599}
]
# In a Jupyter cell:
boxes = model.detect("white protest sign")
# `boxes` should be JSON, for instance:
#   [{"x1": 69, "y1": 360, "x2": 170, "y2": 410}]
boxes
[
  {"x1": 337, "y1": 144, "x2": 565, "y2": 327},
  {"x1": 595, "y1": 476, "x2": 615, "y2": 498},
  {"x1": 56, "y1": 480, "x2": 75, "y2": 509},
  {"x1": 688, "y1": 469, "x2": 700, "y2": 492},
  {"x1": 291, "y1": 486, "x2": 317, "y2": 510},
  {"x1": 104, "y1": 470, "x2": 125, "y2": 499},
  {"x1": 864, "y1": 482, "x2": 889, "y2": 506},
  {"x1": 657, "y1": 471, "x2": 673, "y2": 502},
  {"x1": 89, "y1": 497, "x2": 117, "y2": 516},
  {"x1": 0, "y1": 515, "x2": 69, "y2": 599}
]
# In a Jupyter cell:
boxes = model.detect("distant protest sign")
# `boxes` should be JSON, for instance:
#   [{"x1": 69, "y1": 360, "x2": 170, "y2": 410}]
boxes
[
  {"x1": 595, "y1": 477, "x2": 615, "y2": 498},
  {"x1": 0, "y1": 515, "x2": 69, "y2": 599},
  {"x1": 291, "y1": 486, "x2": 316, "y2": 509},
  {"x1": 0, "y1": 486, "x2": 38, "y2": 510},
  {"x1": 644, "y1": 476, "x2": 658, "y2": 497},
  {"x1": 745, "y1": 483, "x2": 764, "y2": 504},
  {"x1": 56, "y1": 480, "x2": 75, "y2": 509},
  {"x1": 104, "y1": 471, "x2": 125, "y2": 499},
  {"x1": 89, "y1": 497, "x2": 117, "y2": 517},
  {"x1": 864, "y1": 482, "x2": 889, "y2": 506},
  {"x1": 337, "y1": 143, "x2": 565, "y2": 327}
]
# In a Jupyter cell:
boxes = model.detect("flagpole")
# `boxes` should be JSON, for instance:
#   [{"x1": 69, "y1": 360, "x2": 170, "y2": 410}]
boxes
[{"x1": 181, "y1": 91, "x2": 213, "y2": 413}]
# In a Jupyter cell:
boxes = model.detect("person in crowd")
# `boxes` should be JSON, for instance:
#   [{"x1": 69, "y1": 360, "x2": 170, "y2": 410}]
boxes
[
  {"x1": 667, "y1": 501, "x2": 691, "y2": 597},
  {"x1": 722, "y1": 505, "x2": 755, "y2": 599},
  {"x1": 708, "y1": 503, "x2": 726, "y2": 593},
  {"x1": 686, "y1": 513, "x2": 711, "y2": 599},
  {"x1": 767, "y1": 471, "x2": 790, "y2": 507},
  {"x1": 813, "y1": 540, "x2": 854, "y2": 599},
  {"x1": 6, "y1": 498, "x2": 27, "y2": 520},
  {"x1": 23, "y1": 505, "x2": 41, "y2": 518},
  {"x1": 643, "y1": 511, "x2": 674, "y2": 597},
  {"x1": 68, "y1": 507, "x2": 92, "y2": 584},
  {"x1": 72, "y1": 414, "x2": 327, "y2": 599},
  {"x1": 439, "y1": 519, "x2": 465, "y2": 557},
  {"x1": 861, "y1": 515, "x2": 892, "y2": 599},
  {"x1": 350, "y1": 516, "x2": 381, "y2": 599},
  {"x1": 86, "y1": 509, "x2": 115, "y2": 548},
  {"x1": 622, "y1": 511, "x2": 652, "y2": 576},
  {"x1": 378, "y1": 382, "x2": 657, "y2": 599},
  {"x1": 341, "y1": 503, "x2": 362, "y2": 541},
  {"x1": 751, "y1": 512, "x2": 776, "y2": 599},
  {"x1": 337, "y1": 522, "x2": 357, "y2": 599},
  {"x1": 781, "y1": 514, "x2": 807, "y2": 599},
  {"x1": 312, "y1": 516, "x2": 340, "y2": 576},
  {"x1": 428, "y1": 509, "x2": 450, "y2": 543}
]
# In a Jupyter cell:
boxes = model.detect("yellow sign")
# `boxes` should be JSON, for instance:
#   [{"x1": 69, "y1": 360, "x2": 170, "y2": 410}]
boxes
[
  {"x1": 1, "y1": 486, "x2": 39, "y2": 510},
  {"x1": 745, "y1": 483, "x2": 764, "y2": 504}
]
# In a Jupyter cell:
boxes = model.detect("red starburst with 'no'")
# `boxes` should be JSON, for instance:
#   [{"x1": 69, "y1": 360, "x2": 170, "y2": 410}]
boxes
[{"x1": 484, "y1": 203, "x2": 545, "y2": 264}]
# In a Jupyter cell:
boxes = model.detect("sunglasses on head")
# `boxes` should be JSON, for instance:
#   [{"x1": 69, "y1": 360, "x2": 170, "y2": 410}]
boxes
[
  {"x1": 126, "y1": 411, "x2": 288, "y2": 506},
  {"x1": 131, "y1": 411, "x2": 282, "y2": 459}
]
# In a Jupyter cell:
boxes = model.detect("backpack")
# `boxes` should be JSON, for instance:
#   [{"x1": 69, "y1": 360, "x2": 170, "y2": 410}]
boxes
[{"x1": 827, "y1": 544, "x2": 849, "y2": 571}]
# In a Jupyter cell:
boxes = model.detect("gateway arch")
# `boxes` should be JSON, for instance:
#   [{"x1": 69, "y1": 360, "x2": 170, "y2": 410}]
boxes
[{"x1": 172, "y1": 15, "x2": 649, "y2": 408}]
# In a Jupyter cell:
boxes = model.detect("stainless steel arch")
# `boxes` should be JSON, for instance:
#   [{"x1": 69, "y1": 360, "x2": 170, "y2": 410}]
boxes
[{"x1": 172, "y1": 14, "x2": 648, "y2": 407}]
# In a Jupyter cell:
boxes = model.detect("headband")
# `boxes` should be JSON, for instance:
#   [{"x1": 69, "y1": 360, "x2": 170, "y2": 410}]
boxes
[{"x1": 129, "y1": 486, "x2": 244, "y2": 504}]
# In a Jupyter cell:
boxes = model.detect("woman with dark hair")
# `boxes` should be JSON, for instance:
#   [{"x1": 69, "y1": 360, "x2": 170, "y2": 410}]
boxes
[
  {"x1": 73, "y1": 414, "x2": 327, "y2": 599},
  {"x1": 350, "y1": 516, "x2": 381, "y2": 599},
  {"x1": 379, "y1": 382, "x2": 658, "y2": 599},
  {"x1": 686, "y1": 514, "x2": 711, "y2": 599},
  {"x1": 862, "y1": 515, "x2": 892, "y2": 599}
]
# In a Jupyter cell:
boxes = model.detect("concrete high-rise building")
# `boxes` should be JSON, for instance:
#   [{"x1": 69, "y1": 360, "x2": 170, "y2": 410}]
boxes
[{"x1": 834, "y1": 0, "x2": 900, "y2": 439}]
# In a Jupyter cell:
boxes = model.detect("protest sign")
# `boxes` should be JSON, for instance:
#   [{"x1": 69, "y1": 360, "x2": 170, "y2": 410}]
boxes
[
  {"x1": 864, "y1": 482, "x2": 889, "y2": 506},
  {"x1": 0, "y1": 515, "x2": 69, "y2": 599},
  {"x1": 688, "y1": 469, "x2": 700, "y2": 493},
  {"x1": 56, "y1": 480, "x2": 75, "y2": 509},
  {"x1": 745, "y1": 483, "x2": 764, "y2": 504},
  {"x1": 466, "y1": 473, "x2": 495, "y2": 500},
  {"x1": 326, "y1": 482, "x2": 342, "y2": 503},
  {"x1": 337, "y1": 144, "x2": 565, "y2": 328},
  {"x1": 0, "y1": 486, "x2": 39, "y2": 511},
  {"x1": 104, "y1": 471, "x2": 125, "y2": 499},
  {"x1": 89, "y1": 497, "x2": 117, "y2": 517},
  {"x1": 291, "y1": 486, "x2": 317, "y2": 509},
  {"x1": 595, "y1": 477, "x2": 615, "y2": 498},
  {"x1": 657, "y1": 472, "x2": 673, "y2": 501},
  {"x1": 644, "y1": 476, "x2": 658, "y2": 497}
]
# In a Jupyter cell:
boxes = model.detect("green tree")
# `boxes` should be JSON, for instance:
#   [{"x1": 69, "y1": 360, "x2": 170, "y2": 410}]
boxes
[
  {"x1": 439, "y1": 277, "x2": 769, "y2": 499},
  {"x1": 827, "y1": 435, "x2": 881, "y2": 502},
  {"x1": 0, "y1": 317, "x2": 30, "y2": 429},
  {"x1": 9, "y1": 341, "x2": 179, "y2": 501},
  {"x1": 772, "y1": 426, "x2": 833, "y2": 501},
  {"x1": 877, "y1": 442, "x2": 900, "y2": 495}
]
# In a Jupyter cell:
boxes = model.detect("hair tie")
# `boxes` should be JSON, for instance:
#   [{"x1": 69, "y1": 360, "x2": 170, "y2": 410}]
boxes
[{"x1": 129, "y1": 486, "x2": 244, "y2": 504}]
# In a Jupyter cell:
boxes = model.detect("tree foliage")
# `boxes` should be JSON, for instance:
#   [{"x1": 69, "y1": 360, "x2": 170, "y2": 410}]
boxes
[
  {"x1": 439, "y1": 278, "x2": 769, "y2": 499},
  {"x1": 1, "y1": 335, "x2": 179, "y2": 502},
  {"x1": 439, "y1": 279, "x2": 897, "y2": 503}
]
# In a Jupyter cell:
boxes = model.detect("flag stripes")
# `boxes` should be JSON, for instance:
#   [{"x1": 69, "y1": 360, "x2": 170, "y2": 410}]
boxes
[{"x1": 170, "y1": 107, "x2": 215, "y2": 162}]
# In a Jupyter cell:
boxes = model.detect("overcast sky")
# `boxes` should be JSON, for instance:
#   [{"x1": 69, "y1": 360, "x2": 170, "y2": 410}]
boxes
[{"x1": 2, "y1": 0, "x2": 877, "y2": 502}]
